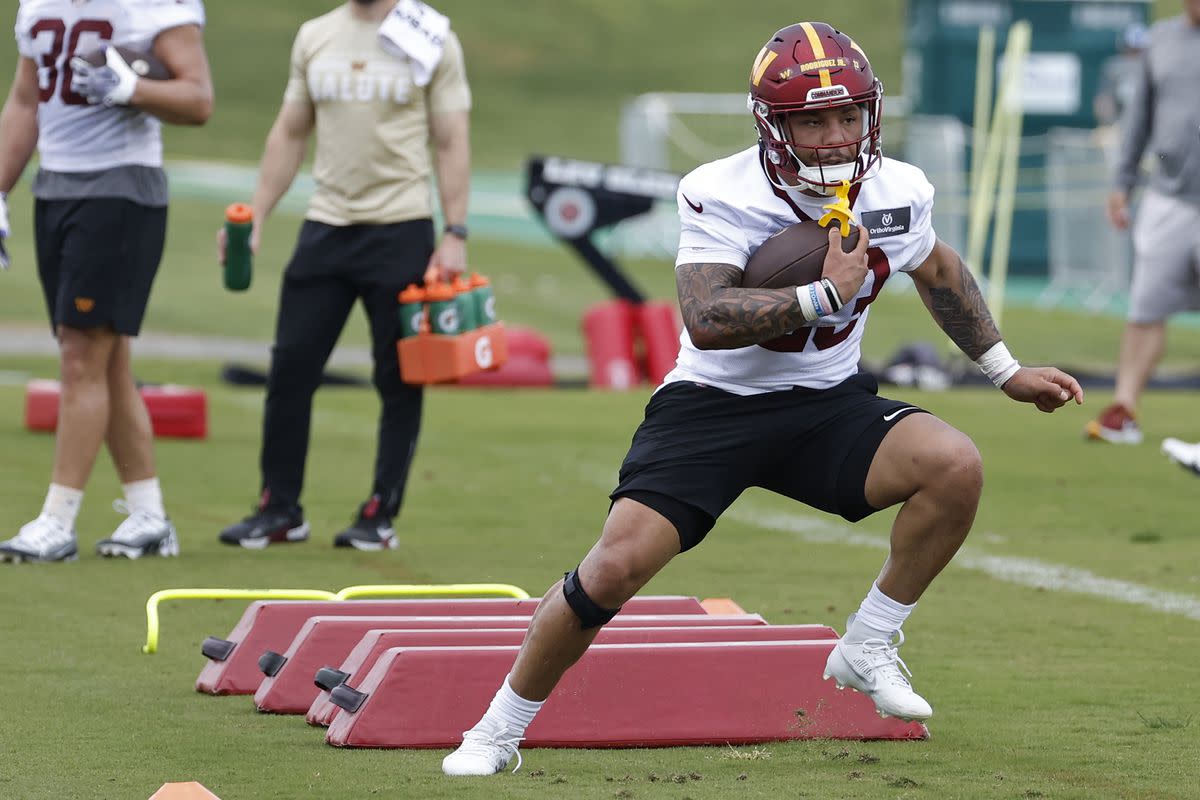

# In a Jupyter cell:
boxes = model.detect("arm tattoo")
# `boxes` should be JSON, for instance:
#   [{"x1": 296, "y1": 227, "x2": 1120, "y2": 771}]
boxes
[
  {"x1": 925, "y1": 255, "x2": 1002, "y2": 360},
  {"x1": 676, "y1": 263, "x2": 808, "y2": 349}
]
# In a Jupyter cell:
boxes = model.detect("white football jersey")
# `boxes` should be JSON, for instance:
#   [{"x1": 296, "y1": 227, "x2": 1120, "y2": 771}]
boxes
[
  {"x1": 667, "y1": 146, "x2": 938, "y2": 394},
  {"x1": 15, "y1": 0, "x2": 205, "y2": 172}
]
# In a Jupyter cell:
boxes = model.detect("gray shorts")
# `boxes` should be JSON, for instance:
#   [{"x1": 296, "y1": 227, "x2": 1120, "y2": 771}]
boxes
[{"x1": 1128, "y1": 190, "x2": 1200, "y2": 323}]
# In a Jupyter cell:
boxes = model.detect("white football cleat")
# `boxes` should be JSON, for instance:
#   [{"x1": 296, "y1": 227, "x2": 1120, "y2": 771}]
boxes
[
  {"x1": 95, "y1": 500, "x2": 179, "y2": 559},
  {"x1": 1161, "y1": 438, "x2": 1200, "y2": 476},
  {"x1": 0, "y1": 515, "x2": 78, "y2": 563},
  {"x1": 442, "y1": 721, "x2": 524, "y2": 777},
  {"x1": 823, "y1": 622, "x2": 933, "y2": 722}
]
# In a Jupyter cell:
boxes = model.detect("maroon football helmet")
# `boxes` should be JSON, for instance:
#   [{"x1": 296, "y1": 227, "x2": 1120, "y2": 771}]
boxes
[{"x1": 748, "y1": 22, "x2": 883, "y2": 193}]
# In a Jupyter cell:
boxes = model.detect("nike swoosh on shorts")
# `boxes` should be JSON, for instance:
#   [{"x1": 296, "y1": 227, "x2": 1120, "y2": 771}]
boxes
[{"x1": 883, "y1": 406, "x2": 919, "y2": 422}]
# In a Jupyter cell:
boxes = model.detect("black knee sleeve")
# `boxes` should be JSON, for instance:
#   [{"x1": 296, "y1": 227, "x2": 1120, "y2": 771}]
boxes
[{"x1": 562, "y1": 568, "x2": 621, "y2": 629}]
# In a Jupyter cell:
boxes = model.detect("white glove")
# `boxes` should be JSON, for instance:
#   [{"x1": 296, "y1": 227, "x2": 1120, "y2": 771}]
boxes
[
  {"x1": 0, "y1": 192, "x2": 10, "y2": 270},
  {"x1": 69, "y1": 46, "x2": 138, "y2": 107}
]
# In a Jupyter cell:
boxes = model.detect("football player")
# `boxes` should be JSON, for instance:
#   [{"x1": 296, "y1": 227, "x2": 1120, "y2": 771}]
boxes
[
  {"x1": 442, "y1": 22, "x2": 1083, "y2": 776},
  {"x1": 0, "y1": 0, "x2": 213, "y2": 562}
]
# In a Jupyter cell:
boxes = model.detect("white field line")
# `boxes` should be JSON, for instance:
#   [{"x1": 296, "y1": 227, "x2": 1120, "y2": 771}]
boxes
[
  {"x1": 575, "y1": 464, "x2": 1200, "y2": 621},
  {"x1": 728, "y1": 507, "x2": 1200, "y2": 622}
]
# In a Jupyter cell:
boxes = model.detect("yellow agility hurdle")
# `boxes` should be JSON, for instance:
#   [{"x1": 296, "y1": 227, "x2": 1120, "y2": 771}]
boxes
[{"x1": 142, "y1": 583, "x2": 530, "y2": 654}]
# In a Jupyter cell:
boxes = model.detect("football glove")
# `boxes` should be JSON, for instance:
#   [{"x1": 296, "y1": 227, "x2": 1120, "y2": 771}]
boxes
[
  {"x1": 69, "y1": 46, "x2": 138, "y2": 107},
  {"x1": 0, "y1": 192, "x2": 10, "y2": 270}
]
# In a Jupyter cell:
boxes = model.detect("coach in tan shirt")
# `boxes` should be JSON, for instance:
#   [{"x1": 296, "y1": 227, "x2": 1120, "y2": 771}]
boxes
[{"x1": 216, "y1": 0, "x2": 471, "y2": 551}]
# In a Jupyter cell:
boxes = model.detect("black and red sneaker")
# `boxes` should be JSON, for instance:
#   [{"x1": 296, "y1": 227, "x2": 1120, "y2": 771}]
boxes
[
  {"x1": 333, "y1": 494, "x2": 399, "y2": 551},
  {"x1": 218, "y1": 491, "x2": 309, "y2": 550}
]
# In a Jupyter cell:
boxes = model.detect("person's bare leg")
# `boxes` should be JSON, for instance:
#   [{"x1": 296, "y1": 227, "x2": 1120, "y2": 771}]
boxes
[
  {"x1": 105, "y1": 336, "x2": 156, "y2": 483},
  {"x1": 442, "y1": 498, "x2": 682, "y2": 775},
  {"x1": 92, "y1": 334, "x2": 178, "y2": 558},
  {"x1": 53, "y1": 325, "x2": 118, "y2": 488},
  {"x1": 508, "y1": 498, "x2": 682, "y2": 701},
  {"x1": 822, "y1": 413, "x2": 983, "y2": 721},
  {"x1": 864, "y1": 414, "x2": 983, "y2": 604},
  {"x1": 1112, "y1": 321, "x2": 1165, "y2": 413}
]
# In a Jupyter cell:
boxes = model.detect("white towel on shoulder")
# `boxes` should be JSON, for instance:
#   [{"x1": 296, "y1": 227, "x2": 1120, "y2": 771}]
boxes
[{"x1": 378, "y1": 0, "x2": 451, "y2": 87}]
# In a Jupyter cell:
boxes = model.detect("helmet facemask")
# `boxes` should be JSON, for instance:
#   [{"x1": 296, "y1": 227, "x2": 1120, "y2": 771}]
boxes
[{"x1": 751, "y1": 91, "x2": 883, "y2": 196}]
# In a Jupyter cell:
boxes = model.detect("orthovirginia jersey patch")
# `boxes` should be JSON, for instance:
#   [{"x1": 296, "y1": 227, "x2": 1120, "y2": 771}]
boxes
[{"x1": 861, "y1": 207, "x2": 911, "y2": 239}]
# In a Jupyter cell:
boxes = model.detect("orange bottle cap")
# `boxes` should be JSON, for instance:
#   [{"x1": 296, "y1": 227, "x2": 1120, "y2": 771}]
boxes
[
  {"x1": 451, "y1": 276, "x2": 472, "y2": 294},
  {"x1": 469, "y1": 273, "x2": 490, "y2": 288},
  {"x1": 425, "y1": 282, "x2": 455, "y2": 301},
  {"x1": 225, "y1": 203, "x2": 253, "y2": 223},
  {"x1": 398, "y1": 284, "x2": 426, "y2": 303}
]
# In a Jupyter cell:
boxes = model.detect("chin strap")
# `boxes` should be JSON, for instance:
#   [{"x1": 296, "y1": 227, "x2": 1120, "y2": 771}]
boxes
[{"x1": 817, "y1": 180, "x2": 856, "y2": 237}]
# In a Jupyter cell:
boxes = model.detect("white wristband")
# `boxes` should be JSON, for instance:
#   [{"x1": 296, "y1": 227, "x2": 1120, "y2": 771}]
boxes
[{"x1": 975, "y1": 341, "x2": 1021, "y2": 388}]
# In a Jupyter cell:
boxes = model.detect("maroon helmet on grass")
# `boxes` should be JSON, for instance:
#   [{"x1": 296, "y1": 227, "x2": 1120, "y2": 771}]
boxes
[{"x1": 748, "y1": 21, "x2": 884, "y2": 193}]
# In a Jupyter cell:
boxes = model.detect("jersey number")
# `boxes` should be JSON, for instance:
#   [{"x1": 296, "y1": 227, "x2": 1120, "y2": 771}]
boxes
[
  {"x1": 759, "y1": 247, "x2": 891, "y2": 353},
  {"x1": 30, "y1": 18, "x2": 115, "y2": 105}
]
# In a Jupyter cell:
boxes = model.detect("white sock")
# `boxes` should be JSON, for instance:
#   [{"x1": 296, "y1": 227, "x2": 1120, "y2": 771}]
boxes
[
  {"x1": 847, "y1": 582, "x2": 915, "y2": 642},
  {"x1": 479, "y1": 676, "x2": 544, "y2": 736},
  {"x1": 123, "y1": 478, "x2": 165, "y2": 518},
  {"x1": 41, "y1": 484, "x2": 83, "y2": 530}
]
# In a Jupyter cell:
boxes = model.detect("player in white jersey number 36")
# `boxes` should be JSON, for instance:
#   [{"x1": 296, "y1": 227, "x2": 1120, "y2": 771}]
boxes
[
  {"x1": 0, "y1": 0, "x2": 213, "y2": 563},
  {"x1": 442, "y1": 21, "x2": 1085, "y2": 777}
]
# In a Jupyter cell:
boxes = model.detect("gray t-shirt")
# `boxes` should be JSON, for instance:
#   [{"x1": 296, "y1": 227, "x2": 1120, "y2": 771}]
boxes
[{"x1": 1114, "y1": 15, "x2": 1200, "y2": 205}]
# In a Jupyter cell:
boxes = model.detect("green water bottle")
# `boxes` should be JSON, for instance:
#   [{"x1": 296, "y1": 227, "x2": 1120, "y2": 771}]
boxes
[
  {"x1": 469, "y1": 273, "x2": 497, "y2": 326},
  {"x1": 426, "y1": 282, "x2": 461, "y2": 335},
  {"x1": 452, "y1": 276, "x2": 478, "y2": 331},
  {"x1": 397, "y1": 284, "x2": 426, "y2": 338},
  {"x1": 223, "y1": 203, "x2": 254, "y2": 291}
]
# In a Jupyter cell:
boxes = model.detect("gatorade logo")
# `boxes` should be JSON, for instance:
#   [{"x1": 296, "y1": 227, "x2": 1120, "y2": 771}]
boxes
[
  {"x1": 436, "y1": 307, "x2": 460, "y2": 333},
  {"x1": 409, "y1": 308, "x2": 425, "y2": 334},
  {"x1": 483, "y1": 296, "x2": 496, "y2": 322},
  {"x1": 474, "y1": 336, "x2": 494, "y2": 369}
]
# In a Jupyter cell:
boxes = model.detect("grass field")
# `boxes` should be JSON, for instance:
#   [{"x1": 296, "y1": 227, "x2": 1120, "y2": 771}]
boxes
[
  {"x1": 1, "y1": 355, "x2": 1199, "y2": 799},
  {"x1": 2, "y1": 195, "x2": 1200, "y2": 800}
]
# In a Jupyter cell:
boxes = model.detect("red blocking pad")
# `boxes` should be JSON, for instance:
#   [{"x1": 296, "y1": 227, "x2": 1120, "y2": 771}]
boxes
[
  {"x1": 255, "y1": 613, "x2": 768, "y2": 716},
  {"x1": 634, "y1": 301, "x2": 682, "y2": 386},
  {"x1": 261, "y1": 614, "x2": 777, "y2": 714},
  {"x1": 25, "y1": 379, "x2": 207, "y2": 439},
  {"x1": 325, "y1": 641, "x2": 928, "y2": 748},
  {"x1": 305, "y1": 623, "x2": 833, "y2": 726},
  {"x1": 195, "y1": 596, "x2": 712, "y2": 696}
]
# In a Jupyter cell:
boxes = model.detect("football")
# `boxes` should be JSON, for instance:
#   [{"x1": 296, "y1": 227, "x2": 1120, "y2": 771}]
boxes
[
  {"x1": 77, "y1": 45, "x2": 171, "y2": 81},
  {"x1": 741, "y1": 220, "x2": 861, "y2": 289}
]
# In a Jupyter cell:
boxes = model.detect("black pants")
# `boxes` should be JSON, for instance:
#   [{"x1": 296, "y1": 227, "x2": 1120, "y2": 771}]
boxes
[{"x1": 260, "y1": 219, "x2": 434, "y2": 517}]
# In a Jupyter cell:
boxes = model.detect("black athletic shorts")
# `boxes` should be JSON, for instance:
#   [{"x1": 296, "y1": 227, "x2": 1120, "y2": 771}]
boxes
[
  {"x1": 610, "y1": 373, "x2": 926, "y2": 551},
  {"x1": 35, "y1": 197, "x2": 167, "y2": 335}
]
